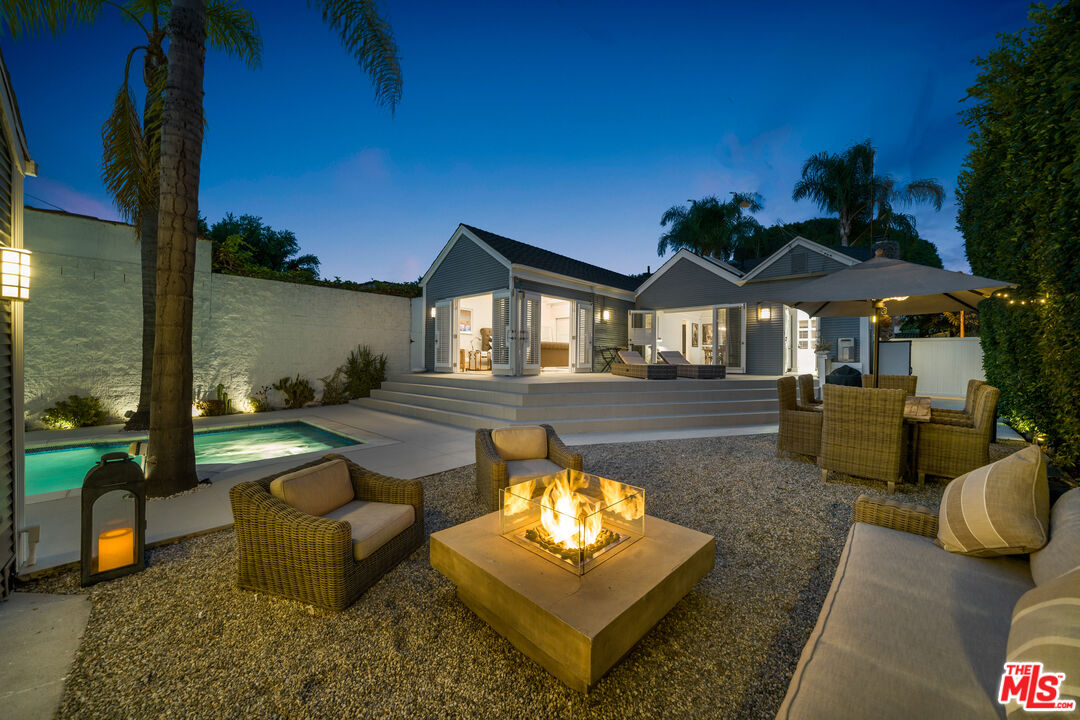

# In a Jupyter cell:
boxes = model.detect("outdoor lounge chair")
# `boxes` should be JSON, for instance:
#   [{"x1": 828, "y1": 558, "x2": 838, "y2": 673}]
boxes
[
  {"x1": 657, "y1": 350, "x2": 726, "y2": 379},
  {"x1": 797, "y1": 373, "x2": 821, "y2": 406},
  {"x1": 610, "y1": 349, "x2": 678, "y2": 379},
  {"x1": 777, "y1": 376, "x2": 822, "y2": 459},
  {"x1": 229, "y1": 454, "x2": 424, "y2": 611},
  {"x1": 819, "y1": 384, "x2": 906, "y2": 493},
  {"x1": 860, "y1": 374, "x2": 918, "y2": 395},
  {"x1": 475, "y1": 424, "x2": 583, "y2": 510},
  {"x1": 916, "y1": 383, "x2": 1000, "y2": 483}
]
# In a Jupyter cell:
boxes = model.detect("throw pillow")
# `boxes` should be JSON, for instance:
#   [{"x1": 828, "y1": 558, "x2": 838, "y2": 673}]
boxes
[{"x1": 937, "y1": 444, "x2": 1049, "y2": 557}]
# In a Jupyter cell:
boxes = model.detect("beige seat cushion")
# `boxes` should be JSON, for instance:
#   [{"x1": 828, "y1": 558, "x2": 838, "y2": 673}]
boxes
[
  {"x1": 938, "y1": 444, "x2": 1050, "y2": 557},
  {"x1": 1005, "y1": 566, "x2": 1080, "y2": 717},
  {"x1": 777, "y1": 521, "x2": 1034, "y2": 720},
  {"x1": 506, "y1": 458, "x2": 562, "y2": 481},
  {"x1": 269, "y1": 458, "x2": 353, "y2": 517},
  {"x1": 1030, "y1": 488, "x2": 1080, "y2": 585},
  {"x1": 491, "y1": 426, "x2": 548, "y2": 461},
  {"x1": 323, "y1": 500, "x2": 415, "y2": 562}
]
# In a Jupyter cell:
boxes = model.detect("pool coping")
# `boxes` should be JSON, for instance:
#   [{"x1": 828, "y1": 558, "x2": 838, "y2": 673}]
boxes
[{"x1": 24, "y1": 416, "x2": 398, "y2": 505}]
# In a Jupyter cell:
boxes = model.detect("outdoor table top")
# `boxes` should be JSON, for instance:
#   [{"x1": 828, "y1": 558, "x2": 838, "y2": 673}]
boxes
[{"x1": 808, "y1": 395, "x2": 932, "y2": 423}]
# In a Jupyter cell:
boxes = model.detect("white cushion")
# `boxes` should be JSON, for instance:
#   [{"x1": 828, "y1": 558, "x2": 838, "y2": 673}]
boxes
[
  {"x1": 506, "y1": 458, "x2": 562, "y2": 480},
  {"x1": 322, "y1": 500, "x2": 415, "y2": 562},
  {"x1": 491, "y1": 426, "x2": 548, "y2": 461},
  {"x1": 269, "y1": 459, "x2": 353, "y2": 517}
]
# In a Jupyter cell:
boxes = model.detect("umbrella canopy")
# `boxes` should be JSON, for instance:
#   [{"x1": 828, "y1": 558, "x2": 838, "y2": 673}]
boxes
[
  {"x1": 760, "y1": 253, "x2": 1015, "y2": 382},
  {"x1": 763, "y1": 254, "x2": 1014, "y2": 318}
]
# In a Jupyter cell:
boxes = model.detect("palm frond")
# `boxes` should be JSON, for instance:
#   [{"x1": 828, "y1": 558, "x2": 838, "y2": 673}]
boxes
[
  {"x1": 310, "y1": 0, "x2": 402, "y2": 111},
  {"x1": 101, "y1": 80, "x2": 149, "y2": 224},
  {"x1": 206, "y1": 0, "x2": 262, "y2": 69},
  {"x1": 899, "y1": 178, "x2": 945, "y2": 210},
  {"x1": 0, "y1": 0, "x2": 103, "y2": 38}
]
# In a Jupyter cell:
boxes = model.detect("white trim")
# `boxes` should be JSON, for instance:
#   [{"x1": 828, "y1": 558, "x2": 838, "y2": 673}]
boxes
[
  {"x1": 635, "y1": 249, "x2": 743, "y2": 295},
  {"x1": 739, "y1": 236, "x2": 860, "y2": 282},
  {"x1": 419, "y1": 224, "x2": 512, "y2": 288},
  {"x1": 0, "y1": 57, "x2": 33, "y2": 175},
  {"x1": 510, "y1": 266, "x2": 636, "y2": 302}
]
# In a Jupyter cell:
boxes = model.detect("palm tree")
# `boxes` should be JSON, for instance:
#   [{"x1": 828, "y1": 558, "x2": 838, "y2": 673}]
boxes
[
  {"x1": 5, "y1": 0, "x2": 401, "y2": 496},
  {"x1": 657, "y1": 192, "x2": 763, "y2": 262},
  {"x1": 792, "y1": 139, "x2": 944, "y2": 247}
]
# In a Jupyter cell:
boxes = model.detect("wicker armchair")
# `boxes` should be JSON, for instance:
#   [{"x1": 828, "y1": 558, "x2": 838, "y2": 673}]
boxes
[
  {"x1": 777, "y1": 376, "x2": 822, "y2": 459},
  {"x1": 916, "y1": 383, "x2": 1000, "y2": 484},
  {"x1": 860, "y1": 374, "x2": 918, "y2": 395},
  {"x1": 797, "y1": 373, "x2": 821, "y2": 406},
  {"x1": 229, "y1": 454, "x2": 424, "y2": 611},
  {"x1": 475, "y1": 424, "x2": 583, "y2": 510},
  {"x1": 819, "y1": 384, "x2": 906, "y2": 493}
]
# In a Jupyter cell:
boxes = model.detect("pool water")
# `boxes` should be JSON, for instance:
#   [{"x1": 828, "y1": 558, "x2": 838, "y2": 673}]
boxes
[{"x1": 25, "y1": 422, "x2": 360, "y2": 496}]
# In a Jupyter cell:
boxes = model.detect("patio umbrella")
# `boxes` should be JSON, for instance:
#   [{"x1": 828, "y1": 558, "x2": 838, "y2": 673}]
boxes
[{"x1": 761, "y1": 252, "x2": 1015, "y2": 386}]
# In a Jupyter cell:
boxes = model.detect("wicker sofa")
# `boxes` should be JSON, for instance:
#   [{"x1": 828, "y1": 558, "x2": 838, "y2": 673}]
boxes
[
  {"x1": 475, "y1": 424, "x2": 583, "y2": 510},
  {"x1": 778, "y1": 488, "x2": 1080, "y2": 719},
  {"x1": 229, "y1": 454, "x2": 424, "y2": 611}
]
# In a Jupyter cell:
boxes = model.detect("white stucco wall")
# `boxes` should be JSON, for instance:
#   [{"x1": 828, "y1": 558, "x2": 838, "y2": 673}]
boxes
[{"x1": 23, "y1": 208, "x2": 411, "y2": 422}]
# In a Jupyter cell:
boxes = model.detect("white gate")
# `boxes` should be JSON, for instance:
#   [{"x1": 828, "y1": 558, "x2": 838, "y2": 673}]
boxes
[
  {"x1": 573, "y1": 301, "x2": 593, "y2": 372},
  {"x1": 433, "y1": 299, "x2": 452, "y2": 372}
]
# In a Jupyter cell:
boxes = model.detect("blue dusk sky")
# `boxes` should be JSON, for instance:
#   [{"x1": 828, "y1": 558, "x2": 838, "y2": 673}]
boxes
[{"x1": 4, "y1": 0, "x2": 1032, "y2": 281}]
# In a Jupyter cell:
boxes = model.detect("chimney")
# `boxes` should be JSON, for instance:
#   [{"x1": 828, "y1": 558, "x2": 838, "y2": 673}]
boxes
[{"x1": 871, "y1": 238, "x2": 899, "y2": 259}]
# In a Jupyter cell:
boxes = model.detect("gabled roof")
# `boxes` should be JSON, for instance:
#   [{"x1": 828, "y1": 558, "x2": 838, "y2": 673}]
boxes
[
  {"x1": 461, "y1": 225, "x2": 641, "y2": 292},
  {"x1": 738, "y1": 236, "x2": 862, "y2": 282},
  {"x1": 635, "y1": 248, "x2": 745, "y2": 295}
]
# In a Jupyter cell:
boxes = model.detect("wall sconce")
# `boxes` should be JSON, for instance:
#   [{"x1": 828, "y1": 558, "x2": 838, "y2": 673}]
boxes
[
  {"x1": 430, "y1": 306, "x2": 437, "y2": 318},
  {"x1": 757, "y1": 303, "x2": 771, "y2": 320},
  {"x1": 81, "y1": 452, "x2": 147, "y2": 586},
  {"x1": 1, "y1": 247, "x2": 31, "y2": 301},
  {"x1": 601, "y1": 309, "x2": 611, "y2": 322}
]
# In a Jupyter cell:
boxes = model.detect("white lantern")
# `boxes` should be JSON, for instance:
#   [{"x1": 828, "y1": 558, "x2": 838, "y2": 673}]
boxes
[{"x1": 1, "y1": 247, "x2": 30, "y2": 301}]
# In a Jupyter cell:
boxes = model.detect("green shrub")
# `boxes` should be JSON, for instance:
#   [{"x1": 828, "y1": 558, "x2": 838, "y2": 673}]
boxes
[
  {"x1": 196, "y1": 384, "x2": 234, "y2": 417},
  {"x1": 41, "y1": 395, "x2": 107, "y2": 429},
  {"x1": 343, "y1": 345, "x2": 387, "y2": 399},
  {"x1": 957, "y1": 2, "x2": 1080, "y2": 472},
  {"x1": 273, "y1": 375, "x2": 315, "y2": 409},
  {"x1": 319, "y1": 368, "x2": 348, "y2": 405},
  {"x1": 247, "y1": 385, "x2": 271, "y2": 413}
]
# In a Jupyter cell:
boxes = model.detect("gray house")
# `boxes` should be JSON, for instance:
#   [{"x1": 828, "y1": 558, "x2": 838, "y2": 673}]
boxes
[{"x1": 419, "y1": 226, "x2": 871, "y2": 377}]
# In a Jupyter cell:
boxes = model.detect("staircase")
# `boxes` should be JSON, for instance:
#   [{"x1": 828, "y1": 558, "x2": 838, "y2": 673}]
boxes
[{"x1": 352, "y1": 374, "x2": 778, "y2": 434}]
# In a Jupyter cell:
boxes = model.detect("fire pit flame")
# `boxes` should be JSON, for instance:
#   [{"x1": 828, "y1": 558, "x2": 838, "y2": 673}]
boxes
[{"x1": 539, "y1": 473, "x2": 601, "y2": 549}]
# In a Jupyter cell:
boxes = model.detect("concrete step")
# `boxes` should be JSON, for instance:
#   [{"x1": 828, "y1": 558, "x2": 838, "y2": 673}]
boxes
[
  {"x1": 376, "y1": 381, "x2": 774, "y2": 408},
  {"x1": 386, "y1": 373, "x2": 777, "y2": 394},
  {"x1": 355, "y1": 397, "x2": 778, "y2": 434}
]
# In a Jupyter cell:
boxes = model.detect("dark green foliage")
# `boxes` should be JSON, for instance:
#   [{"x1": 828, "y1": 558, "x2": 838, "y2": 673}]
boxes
[
  {"x1": 657, "y1": 193, "x2": 763, "y2": 261},
  {"x1": 247, "y1": 385, "x2": 271, "y2": 413},
  {"x1": 320, "y1": 368, "x2": 349, "y2": 405},
  {"x1": 41, "y1": 395, "x2": 107, "y2": 430},
  {"x1": 207, "y1": 213, "x2": 320, "y2": 279},
  {"x1": 273, "y1": 375, "x2": 316, "y2": 410},
  {"x1": 197, "y1": 383, "x2": 234, "y2": 416},
  {"x1": 343, "y1": 345, "x2": 388, "y2": 399},
  {"x1": 956, "y1": 1, "x2": 1080, "y2": 471}
]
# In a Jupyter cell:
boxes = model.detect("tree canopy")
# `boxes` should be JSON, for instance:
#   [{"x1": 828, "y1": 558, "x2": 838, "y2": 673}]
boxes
[
  {"x1": 657, "y1": 192, "x2": 763, "y2": 261},
  {"x1": 956, "y1": 0, "x2": 1080, "y2": 471},
  {"x1": 203, "y1": 213, "x2": 320, "y2": 279}
]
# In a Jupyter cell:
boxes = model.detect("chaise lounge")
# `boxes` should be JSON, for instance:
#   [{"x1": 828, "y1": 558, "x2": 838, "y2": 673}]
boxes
[
  {"x1": 657, "y1": 350, "x2": 726, "y2": 379},
  {"x1": 610, "y1": 349, "x2": 678, "y2": 379}
]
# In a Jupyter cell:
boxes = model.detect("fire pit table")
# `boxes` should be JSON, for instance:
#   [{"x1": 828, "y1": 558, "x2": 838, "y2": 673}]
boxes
[{"x1": 430, "y1": 469, "x2": 714, "y2": 692}]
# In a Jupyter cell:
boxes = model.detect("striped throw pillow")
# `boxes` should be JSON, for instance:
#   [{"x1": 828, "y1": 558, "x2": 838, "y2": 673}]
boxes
[
  {"x1": 1005, "y1": 566, "x2": 1080, "y2": 717},
  {"x1": 937, "y1": 444, "x2": 1050, "y2": 557}
]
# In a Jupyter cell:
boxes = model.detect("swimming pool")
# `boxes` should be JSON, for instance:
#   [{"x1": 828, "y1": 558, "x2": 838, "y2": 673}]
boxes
[{"x1": 25, "y1": 422, "x2": 361, "y2": 496}]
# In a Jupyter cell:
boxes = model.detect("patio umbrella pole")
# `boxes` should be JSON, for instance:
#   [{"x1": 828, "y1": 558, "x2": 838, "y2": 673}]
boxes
[{"x1": 872, "y1": 300, "x2": 884, "y2": 388}]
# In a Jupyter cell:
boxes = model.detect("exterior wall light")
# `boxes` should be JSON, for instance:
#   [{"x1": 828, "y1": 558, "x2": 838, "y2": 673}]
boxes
[
  {"x1": 1, "y1": 247, "x2": 31, "y2": 300},
  {"x1": 757, "y1": 304, "x2": 771, "y2": 320},
  {"x1": 601, "y1": 309, "x2": 611, "y2": 321},
  {"x1": 430, "y1": 306, "x2": 437, "y2": 318}
]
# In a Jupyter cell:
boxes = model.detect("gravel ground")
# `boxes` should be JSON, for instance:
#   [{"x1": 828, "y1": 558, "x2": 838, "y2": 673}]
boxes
[{"x1": 26, "y1": 435, "x2": 1021, "y2": 720}]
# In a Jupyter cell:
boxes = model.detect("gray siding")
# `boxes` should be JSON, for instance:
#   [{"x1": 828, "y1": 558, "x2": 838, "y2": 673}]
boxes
[
  {"x1": 746, "y1": 306, "x2": 784, "y2": 375},
  {"x1": 424, "y1": 236, "x2": 509, "y2": 370},
  {"x1": 515, "y1": 279, "x2": 593, "y2": 303},
  {"x1": 820, "y1": 317, "x2": 861, "y2": 363},
  {"x1": 0, "y1": 126, "x2": 12, "y2": 595},
  {"x1": 753, "y1": 246, "x2": 848, "y2": 280}
]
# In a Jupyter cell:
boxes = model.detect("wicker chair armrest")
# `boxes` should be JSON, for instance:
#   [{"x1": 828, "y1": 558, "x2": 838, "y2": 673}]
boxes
[
  {"x1": 229, "y1": 481, "x2": 353, "y2": 559},
  {"x1": 476, "y1": 429, "x2": 508, "y2": 470},
  {"x1": 853, "y1": 494, "x2": 939, "y2": 538},
  {"x1": 543, "y1": 423, "x2": 583, "y2": 470}
]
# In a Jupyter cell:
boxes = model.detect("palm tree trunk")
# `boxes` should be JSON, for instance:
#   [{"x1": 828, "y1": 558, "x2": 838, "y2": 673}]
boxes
[
  {"x1": 124, "y1": 208, "x2": 157, "y2": 431},
  {"x1": 146, "y1": 0, "x2": 205, "y2": 497},
  {"x1": 838, "y1": 212, "x2": 851, "y2": 246}
]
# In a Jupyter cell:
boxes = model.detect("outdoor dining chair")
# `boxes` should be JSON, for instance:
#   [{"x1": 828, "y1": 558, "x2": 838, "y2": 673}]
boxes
[
  {"x1": 777, "y1": 376, "x2": 822, "y2": 459},
  {"x1": 797, "y1": 374, "x2": 821, "y2": 406},
  {"x1": 861, "y1": 374, "x2": 918, "y2": 395},
  {"x1": 819, "y1": 384, "x2": 906, "y2": 493},
  {"x1": 916, "y1": 383, "x2": 1001, "y2": 483}
]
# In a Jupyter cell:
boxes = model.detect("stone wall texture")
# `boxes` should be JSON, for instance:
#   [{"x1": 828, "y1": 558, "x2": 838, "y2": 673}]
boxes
[{"x1": 23, "y1": 208, "x2": 410, "y2": 423}]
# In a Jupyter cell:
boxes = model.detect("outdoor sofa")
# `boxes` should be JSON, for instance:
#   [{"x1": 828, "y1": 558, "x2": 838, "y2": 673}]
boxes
[
  {"x1": 229, "y1": 454, "x2": 424, "y2": 611},
  {"x1": 657, "y1": 350, "x2": 726, "y2": 378},
  {"x1": 475, "y1": 424, "x2": 583, "y2": 510},
  {"x1": 779, "y1": 445, "x2": 1080, "y2": 719},
  {"x1": 610, "y1": 349, "x2": 678, "y2": 379}
]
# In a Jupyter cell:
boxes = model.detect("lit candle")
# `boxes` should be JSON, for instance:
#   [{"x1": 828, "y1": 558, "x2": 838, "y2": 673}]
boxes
[{"x1": 98, "y1": 527, "x2": 134, "y2": 572}]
